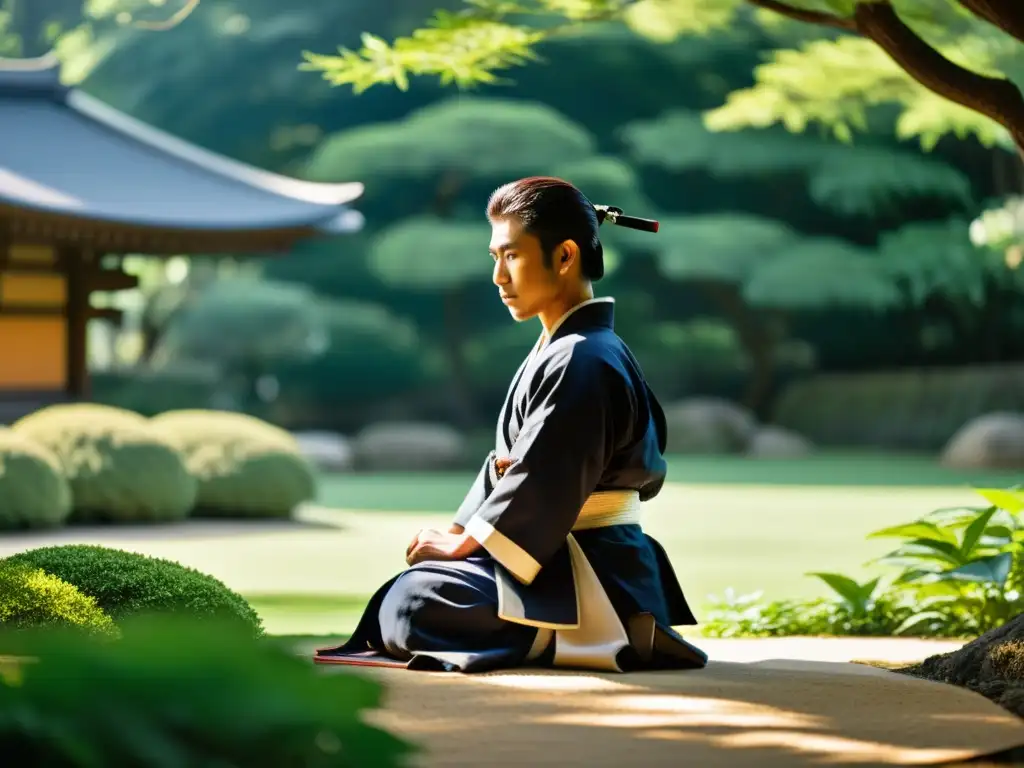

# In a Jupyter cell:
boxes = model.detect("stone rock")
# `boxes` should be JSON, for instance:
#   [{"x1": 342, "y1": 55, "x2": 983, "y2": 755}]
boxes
[
  {"x1": 899, "y1": 613, "x2": 1024, "y2": 720},
  {"x1": 292, "y1": 431, "x2": 355, "y2": 473},
  {"x1": 662, "y1": 397, "x2": 758, "y2": 454},
  {"x1": 940, "y1": 412, "x2": 1024, "y2": 470},
  {"x1": 746, "y1": 426, "x2": 814, "y2": 458},
  {"x1": 354, "y1": 422, "x2": 467, "y2": 471}
]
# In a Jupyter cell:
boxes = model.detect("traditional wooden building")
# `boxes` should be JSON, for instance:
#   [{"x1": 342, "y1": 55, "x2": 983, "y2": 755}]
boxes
[{"x1": 0, "y1": 55, "x2": 363, "y2": 418}]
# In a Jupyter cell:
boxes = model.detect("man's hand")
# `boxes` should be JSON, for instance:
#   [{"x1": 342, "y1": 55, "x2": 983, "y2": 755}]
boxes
[{"x1": 406, "y1": 528, "x2": 481, "y2": 566}]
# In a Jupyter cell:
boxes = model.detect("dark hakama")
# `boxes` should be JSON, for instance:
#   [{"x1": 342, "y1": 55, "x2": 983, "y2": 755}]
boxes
[{"x1": 316, "y1": 298, "x2": 707, "y2": 673}]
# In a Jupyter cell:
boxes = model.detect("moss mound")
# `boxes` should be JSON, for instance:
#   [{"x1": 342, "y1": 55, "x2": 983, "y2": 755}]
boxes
[
  {"x1": 0, "y1": 561, "x2": 117, "y2": 637},
  {"x1": 12, "y1": 404, "x2": 197, "y2": 523},
  {"x1": 0, "y1": 427, "x2": 73, "y2": 530},
  {"x1": 4, "y1": 545, "x2": 263, "y2": 638},
  {"x1": 151, "y1": 410, "x2": 317, "y2": 518}
]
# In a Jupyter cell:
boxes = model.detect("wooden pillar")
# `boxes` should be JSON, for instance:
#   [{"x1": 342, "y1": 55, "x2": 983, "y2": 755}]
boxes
[{"x1": 62, "y1": 246, "x2": 89, "y2": 400}]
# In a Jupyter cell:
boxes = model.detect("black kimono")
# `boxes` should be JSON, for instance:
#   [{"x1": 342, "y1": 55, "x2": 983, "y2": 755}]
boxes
[{"x1": 315, "y1": 298, "x2": 707, "y2": 673}]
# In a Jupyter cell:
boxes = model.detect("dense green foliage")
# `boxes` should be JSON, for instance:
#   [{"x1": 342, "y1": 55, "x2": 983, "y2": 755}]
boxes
[
  {"x1": 0, "y1": 427, "x2": 73, "y2": 530},
  {"x1": 150, "y1": 410, "x2": 317, "y2": 517},
  {"x1": 4, "y1": 545, "x2": 265, "y2": 638},
  {"x1": 301, "y1": 0, "x2": 1024, "y2": 154},
  {"x1": 2, "y1": 0, "x2": 1018, "y2": 436},
  {"x1": 773, "y1": 365, "x2": 1024, "y2": 450},
  {"x1": 11, "y1": 404, "x2": 197, "y2": 523},
  {"x1": 0, "y1": 562, "x2": 118, "y2": 638},
  {"x1": 702, "y1": 486, "x2": 1024, "y2": 638},
  {"x1": 0, "y1": 616, "x2": 414, "y2": 768}
]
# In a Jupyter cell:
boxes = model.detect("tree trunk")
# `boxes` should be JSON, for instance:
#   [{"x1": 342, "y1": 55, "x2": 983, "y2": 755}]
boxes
[
  {"x1": 442, "y1": 285, "x2": 479, "y2": 429},
  {"x1": 428, "y1": 171, "x2": 478, "y2": 428},
  {"x1": 12, "y1": 0, "x2": 43, "y2": 57},
  {"x1": 431, "y1": 170, "x2": 465, "y2": 218},
  {"x1": 702, "y1": 282, "x2": 776, "y2": 419},
  {"x1": 899, "y1": 611, "x2": 1024, "y2": 720}
]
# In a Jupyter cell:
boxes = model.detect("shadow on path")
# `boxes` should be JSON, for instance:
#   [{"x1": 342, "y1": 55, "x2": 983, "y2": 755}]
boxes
[{"x1": 322, "y1": 659, "x2": 1024, "y2": 767}]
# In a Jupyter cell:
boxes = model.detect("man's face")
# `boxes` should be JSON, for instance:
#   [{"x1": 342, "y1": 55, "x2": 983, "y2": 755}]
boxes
[{"x1": 489, "y1": 216, "x2": 561, "y2": 322}]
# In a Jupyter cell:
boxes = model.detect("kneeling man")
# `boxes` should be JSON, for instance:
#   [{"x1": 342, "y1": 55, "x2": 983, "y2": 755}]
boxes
[{"x1": 316, "y1": 177, "x2": 707, "y2": 674}]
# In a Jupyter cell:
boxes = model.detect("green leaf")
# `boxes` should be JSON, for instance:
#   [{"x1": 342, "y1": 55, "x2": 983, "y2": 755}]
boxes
[
  {"x1": 960, "y1": 506, "x2": 999, "y2": 559},
  {"x1": 892, "y1": 610, "x2": 950, "y2": 636},
  {"x1": 360, "y1": 32, "x2": 390, "y2": 53},
  {"x1": 623, "y1": 0, "x2": 744, "y2": 40},
  {"x1": 868, "y1": 520, "x2": 959, "y2": 546},
  {"x1": 984, "y1": 525, "x2": 1016, "y2": 541},
  {"x1": 876, "y1": 539, "x2": 967, "y2": 567},
  {"x1": 807, "y1": 572, "x2": 878, "y2": 614},
  {"x1": 704, "y1": 35, "x2": 1014, "y2": 151},
  {"x1": 945, "y1": 553, "x2": 1014, "y2": 586},
  {"x1": 974, "y1": 488, "x2": 1024, "y2": 513},
  {"x1": 911, "y1": 580, "x2": 970, "y2": 598}
]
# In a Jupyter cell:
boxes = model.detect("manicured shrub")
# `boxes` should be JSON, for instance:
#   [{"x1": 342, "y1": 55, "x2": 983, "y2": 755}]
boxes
[
  {"x1": 0, "y1": 561, "x2": 117, "y2": 638},
  {"x1": 12, "y1": 404, "x2": 196, "y2": 523},
  {"x1": 4, "y1": 545, "x2": 263, "y2": 638},
  {"x1": 152, "y1": 409, "x2": 316, "y2": 517},
  {"x1": 0, "y1": 427, "x2": 72, "y2": 530}
]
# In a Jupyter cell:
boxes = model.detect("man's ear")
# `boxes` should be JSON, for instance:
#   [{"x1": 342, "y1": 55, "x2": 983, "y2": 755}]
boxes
[{"x1": 557, "y1": 239, "x2": 580, "y2": 274}]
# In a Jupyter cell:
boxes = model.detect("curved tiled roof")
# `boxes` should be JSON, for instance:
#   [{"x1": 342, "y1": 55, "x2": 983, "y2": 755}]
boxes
[{"x1": 0, "y1": 55, "x2": 364, "y2": 242}]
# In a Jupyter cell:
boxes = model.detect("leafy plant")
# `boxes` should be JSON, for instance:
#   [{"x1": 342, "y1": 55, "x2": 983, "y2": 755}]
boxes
[
  {"x1": 703, "y1": 485, "x2": 1024, "y2": 638},
  {"x1": 867, "y1": 486, "x2": 1024, "y2": 636},
  {"x1": 700, "y1": 585, "x2": 915, "y2": 638}
]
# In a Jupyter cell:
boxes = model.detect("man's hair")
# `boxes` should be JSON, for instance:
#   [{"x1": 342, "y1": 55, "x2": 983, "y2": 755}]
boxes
[{"x1": 486, "y1": 176, "x2": 604, "y2": 280}]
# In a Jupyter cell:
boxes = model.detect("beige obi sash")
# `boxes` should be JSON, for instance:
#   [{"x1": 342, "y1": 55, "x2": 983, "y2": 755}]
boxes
[{"x1": 496, "y1": 490, "x2": 642, "y2": 672}]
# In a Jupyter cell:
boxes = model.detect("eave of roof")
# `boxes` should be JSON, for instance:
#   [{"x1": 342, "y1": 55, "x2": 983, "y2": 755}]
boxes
[{"x1": 0, "y1": 54, "x2": 364, "y2": 243}]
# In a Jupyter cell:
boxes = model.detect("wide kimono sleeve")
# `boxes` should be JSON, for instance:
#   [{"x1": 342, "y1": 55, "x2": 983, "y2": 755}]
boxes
[{"x1": 463, "y1": 344, "x2": 623, "y2": 586}]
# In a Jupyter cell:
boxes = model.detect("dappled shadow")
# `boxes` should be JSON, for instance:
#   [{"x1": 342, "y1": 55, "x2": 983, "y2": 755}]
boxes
[{"x1": 324, "y1": 659, "x2": 1024, "y2": 767}]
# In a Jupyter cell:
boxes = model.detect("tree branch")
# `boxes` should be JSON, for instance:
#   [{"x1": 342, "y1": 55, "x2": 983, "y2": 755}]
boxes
[
  {"x1": 131, "y1": 0, "x2": 201, "y2": 31},
  {"x1": 956, "y1": 0, "x2": 1024, "y2": 44},
  {"x1": 853, "y1": 1, "x2": 1024, "y2": 153},
  {"x1": 745, "y1": 0, "x2": 855, "y2": 31}
]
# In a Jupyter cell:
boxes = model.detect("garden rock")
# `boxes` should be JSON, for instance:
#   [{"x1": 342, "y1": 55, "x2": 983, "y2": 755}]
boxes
[
  {"x1": 292, "y1": 431, "x2": 355, "y2": 472},
  {"x1": 899, "y1": 613, "x2": 1024, "y2": 720},
  {"x1": 746, "y1": 426, "x2": 814, "y2": 458},
  {"x1": 354, "y1": 422, "x2": 467, "y2": 471},
  {"x1": 663, "y1": 397, "x2": 758, "y2": 454},
  {"x1": 940, "y1": 412, "x2": 1024, "y2": 470}
]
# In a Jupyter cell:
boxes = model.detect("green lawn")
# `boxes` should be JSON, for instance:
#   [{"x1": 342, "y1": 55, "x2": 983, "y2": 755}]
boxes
[
  {"x1": 244, "y1": 452, "x2": 1020, "y2": 636},
  {"x1": 0, "y1": 451, "x2": 1009, "y2": 636},
  {"x1": 313, "y1": 451, "x2": 1020, "y2": 512}
]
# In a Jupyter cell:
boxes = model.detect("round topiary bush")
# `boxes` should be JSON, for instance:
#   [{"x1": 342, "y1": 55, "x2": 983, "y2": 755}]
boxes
[
  {"x1": 151, "y1": 410, "x2": 317, "y2": 518},
  {"x1": 0, "y1": 561, "x2": 117, "y2": 638},
  {"x1": 0, "y1": 427, "x2": 73, "y2": 530},
  {"x1": 4, "y1": 545, "x2": 264, "y2": 638},
  {"x1": 12, "y1": 403, "x2": 197, "y2": 523}
]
